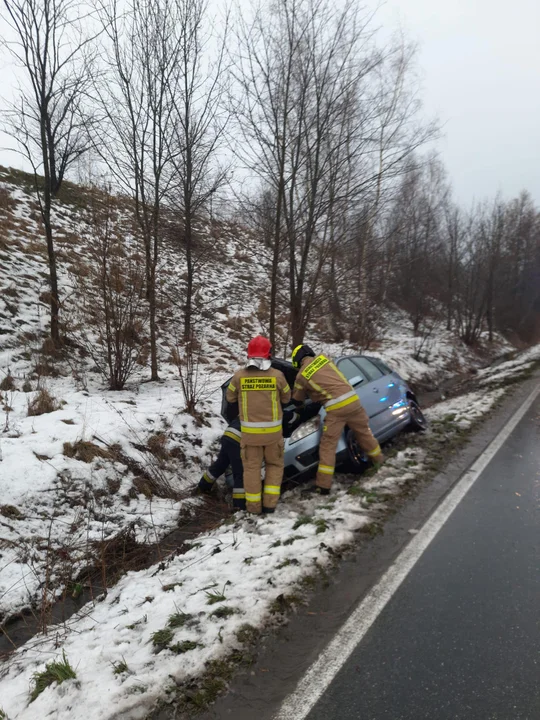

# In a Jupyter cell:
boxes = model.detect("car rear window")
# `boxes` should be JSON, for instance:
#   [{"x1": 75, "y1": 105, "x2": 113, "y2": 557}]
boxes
[{"x1": 337, "y1": 358, "x2": 367, "y2": 384}]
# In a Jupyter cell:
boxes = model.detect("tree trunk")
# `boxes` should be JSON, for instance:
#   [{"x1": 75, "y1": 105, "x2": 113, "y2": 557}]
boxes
[
  {"x1": 44, "y1": 212, "x2": 61, "y2": 346},
  {"x1": 40, "y1": 109, "x2": 61, "y2": 346},
  {"x1": 184, "y1": 214, "x2": 193, "y2": 344},
  {"x1": 268, "y1": 234, "x2": 280, "y2": 348},
  {"x1": 269, "y1": 185, "x2": 284, "y2": 348}
]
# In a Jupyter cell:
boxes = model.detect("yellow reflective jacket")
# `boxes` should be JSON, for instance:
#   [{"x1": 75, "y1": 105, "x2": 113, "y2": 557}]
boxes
[
  {"x1": 226, "y1": 367, "x2": 291, "y2": 445},
  {"x1": 292, "y1": 355, "x2": 359, "y2": 412}
]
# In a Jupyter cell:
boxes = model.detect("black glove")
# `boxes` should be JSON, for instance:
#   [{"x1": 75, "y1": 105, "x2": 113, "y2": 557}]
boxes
[
  {"x1": 225, "y1": 401, "x2": 239, "y2": 423},
  {"x1": 282, "y1": 409, "x2": 299, "y2": 427}
]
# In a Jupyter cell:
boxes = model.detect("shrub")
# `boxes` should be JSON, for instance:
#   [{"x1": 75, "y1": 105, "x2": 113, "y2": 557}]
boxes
[
  {"x1": 27, "y1": 388, "x2": 59, "y2": 416},
  {"x1": 30, "y1": 651, "x2": 77, "y2": 702},
  {"x1": 72, "y1": 194, "x2": 149, "y2": 391},
  {"x1": 0, "y1": 374, "x2": 16, "y2": 391}
]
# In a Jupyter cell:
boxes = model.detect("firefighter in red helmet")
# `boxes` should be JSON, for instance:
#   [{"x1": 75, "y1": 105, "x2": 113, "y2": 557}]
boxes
[{"x1": 226, "y1": 336, "x2": 291, "y2": 514}]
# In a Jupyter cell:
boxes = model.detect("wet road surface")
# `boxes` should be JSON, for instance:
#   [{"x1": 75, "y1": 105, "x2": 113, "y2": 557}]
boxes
[{"x1": 299, "y1": 387, "x2": 540, "y2": 719}]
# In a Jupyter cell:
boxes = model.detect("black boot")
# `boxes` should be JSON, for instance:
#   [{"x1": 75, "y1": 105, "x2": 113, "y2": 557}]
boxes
[
  {"x1": 198, "y1": 474, "x2": 214, "y2": 494},
  {"x1": 301, "y1": 484, "x2": 330, "y2": 497},
  {"x1": 262, "y1": 506, "x2": 275, "y2": 514}
]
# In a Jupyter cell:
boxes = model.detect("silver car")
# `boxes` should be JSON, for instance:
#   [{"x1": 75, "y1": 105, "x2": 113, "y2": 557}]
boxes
[{"x1": 221, "y1": 354, "x2": 426, "y2": 482}]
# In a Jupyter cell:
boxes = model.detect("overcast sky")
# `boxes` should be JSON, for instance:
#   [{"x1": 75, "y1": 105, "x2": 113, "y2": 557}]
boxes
[
  {"x1": 0, "y1": 0, "x2": 538, "y2": 205},
  {"x1": 378, "y1": 0, "x2": 540, "y2": 204}
]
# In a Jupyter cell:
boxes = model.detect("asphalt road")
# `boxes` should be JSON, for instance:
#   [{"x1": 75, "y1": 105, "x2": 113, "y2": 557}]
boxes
[{"x1": 303, "y1": 391, "x2": 540, "y2": 720}]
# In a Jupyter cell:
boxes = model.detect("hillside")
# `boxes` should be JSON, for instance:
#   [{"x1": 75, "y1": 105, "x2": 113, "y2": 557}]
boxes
[
  {"x1": 1, "y1": 166, "x2": 539, "y2": 719},
  {"x1": 0, "y1": 165, "x2": 518, "y2": 622}
]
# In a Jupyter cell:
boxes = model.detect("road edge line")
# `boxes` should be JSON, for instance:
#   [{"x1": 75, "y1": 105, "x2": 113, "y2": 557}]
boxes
[{"x1": 273, "y1": 382, "x2": 540, "y2": 720}]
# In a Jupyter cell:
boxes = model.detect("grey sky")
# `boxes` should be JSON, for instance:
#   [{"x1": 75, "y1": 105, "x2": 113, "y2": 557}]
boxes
[
  {"x1": 378, "y1": 0, "x2": 540, "y2": 204},
  {"x1": 0, "y1": 0, "x2": 538, "y2": 205}
]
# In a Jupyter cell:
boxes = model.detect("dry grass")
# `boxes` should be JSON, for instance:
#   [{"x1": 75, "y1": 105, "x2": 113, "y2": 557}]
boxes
[
  {"x1": 0, "y1": 186, "x2": 14, "y2": 214},
  {"x1": 147, "y1": 432, "x2": 169, "y2": 460},
  {"x1": 32, "y1": 358, "x2": 60, "y2": 378},
  {"x1": 1, "y1": 285, "x2": 19, "y2": 298},
  {"x1": 0, "y1": 374, "x2": 16, "y2": 391},
  {"x1": 27, "y1": 388, "x2": 60, "y2": 416},
  {"x1": 0, "y1": 504, "x2": 24, "y2": 519},
  {"x1": 63, "y1": 440, "x2": 111, "y2": 463}
]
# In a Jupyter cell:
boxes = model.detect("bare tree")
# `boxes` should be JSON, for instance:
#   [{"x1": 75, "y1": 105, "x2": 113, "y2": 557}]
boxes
[
  {"x1": 73, "y1": 190, "x2": 149, "y2": 390},
  {"x1": 480, "y1": 198, "x2": 505, "y2": 342},
  {"x1": 234, "y1": 1, "x2": 438, "y2": 348},
  {"x1": 1, "y1": 0, "x2": 96, "y2": 345},
  {"x1": 93, "y1": 0, "x2": 187, "y2": 380},
  {"x1": 231, "y1": 0, "x2": 304, "y2": 346},
  {"x1": 443, "y1": 203, "x2": 463, "y2": 331},
  {"x1": 167, "y1": 0, "x2": 229, "y2": 344},
  {"x1": 234, "y1": 0, "x2": 378, "y2": 346},
  {"x1": 453, "y1": 212, "x2": 488, "y2": 346}
]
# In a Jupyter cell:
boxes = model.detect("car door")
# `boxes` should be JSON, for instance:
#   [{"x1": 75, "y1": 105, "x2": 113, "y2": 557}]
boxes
[
  {"x1": 336, "y1": 356, "x2": 397, "y2": 438},
  {"x1": 355, "y1": 356, "x2": 404, "y2": 436},
  {"x1": 334, "y1": 357, "x2": 379, "y2": 420}
]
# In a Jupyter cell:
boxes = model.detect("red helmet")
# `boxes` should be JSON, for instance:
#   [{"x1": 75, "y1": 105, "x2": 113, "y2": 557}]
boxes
[{"x1": 247, "y1": 335, "x2": 272, "y2": 359}]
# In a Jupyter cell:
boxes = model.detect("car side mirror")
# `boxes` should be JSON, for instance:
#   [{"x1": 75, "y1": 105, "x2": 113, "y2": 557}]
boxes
[{"x1": 349, "y1": 375, "x2": 364, "y2": 387}]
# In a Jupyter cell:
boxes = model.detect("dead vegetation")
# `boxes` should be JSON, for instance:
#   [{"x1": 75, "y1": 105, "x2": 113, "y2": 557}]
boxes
[
  {"x1": 0, "y1": 374, "x2": 16, "y2": 391},
  {"x1": 0, "y1": 505, "x2": 24, "y2": 520},
  {"x1": 27, "y1": 388, "x2": 59, "y2": 416},
  {"x1": 0, "y1": 185, "x2": 15, "y2": 214},
  {"x1": 147, "y1": 432, "x2": 169, "y2": 460},
  {"x1": 62, "y1": 440, "x2": 111, "y2": 463}
]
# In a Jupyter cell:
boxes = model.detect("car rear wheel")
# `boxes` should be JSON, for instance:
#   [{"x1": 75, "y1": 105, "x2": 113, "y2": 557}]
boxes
[
  {"x1": 344, "y1": 428, "x2": 370, "y2": 473},
  {"x1": 408, "y1": 400, "x2": 427, "y2": 432}
]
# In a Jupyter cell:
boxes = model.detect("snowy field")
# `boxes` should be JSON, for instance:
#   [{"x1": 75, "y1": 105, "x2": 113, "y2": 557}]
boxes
[
  {"x1": 1, "y1": 168, "x2": 539, "y2": 719},
  {"x1": 0, "y1": 341, "x2": 537, "y2": 719}
]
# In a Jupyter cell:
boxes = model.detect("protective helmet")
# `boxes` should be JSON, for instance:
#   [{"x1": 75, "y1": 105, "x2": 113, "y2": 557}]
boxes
[
  {"x1": 247, "y1": 335, "x2": 272, "y2": 359},
  {"x1": 291, "y1": 344, "x2": 315, "y2": 368}
]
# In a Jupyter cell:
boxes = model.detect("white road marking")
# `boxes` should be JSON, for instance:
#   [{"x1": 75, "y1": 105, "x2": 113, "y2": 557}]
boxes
[{"x1": 274, "y1": 382, "x2": 540, "y2": 720}]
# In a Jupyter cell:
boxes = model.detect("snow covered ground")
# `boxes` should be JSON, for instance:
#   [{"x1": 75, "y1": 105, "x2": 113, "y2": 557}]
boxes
[
  {"x1": 1, "y1": 167, "x2": 538, "y2": 719},
  {"x1": 0, "y1": 346, "x2": 538, "y2": 720}
]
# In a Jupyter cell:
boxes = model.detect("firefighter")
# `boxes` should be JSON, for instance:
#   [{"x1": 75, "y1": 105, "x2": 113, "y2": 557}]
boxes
[
  {"x1": 291, "y1": 344, "x2": 385, "y2": 495},
  {"x1": 198, "y1": 417, "x2": 246, "y2": 510},
  {"x1": 226, "y1": 336, "x2": 291, "y2": 514}
]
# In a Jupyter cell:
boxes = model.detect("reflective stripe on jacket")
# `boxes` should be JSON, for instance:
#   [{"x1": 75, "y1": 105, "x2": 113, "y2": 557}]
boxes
[
  {"x1": 226, "y1": 367, "x2": 291, "y2": 445},
  {"x1": 223, "y1": 425, "x2": 241, "y2": 443},
  {"x1": 292, "y1": 355, "x2": 359, "y2": 411}
]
